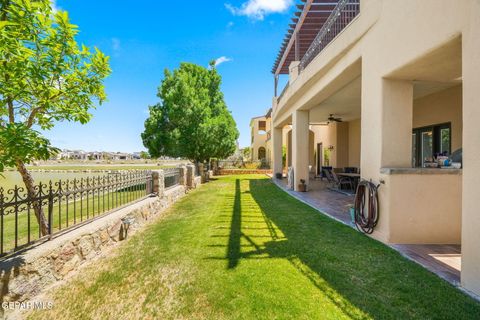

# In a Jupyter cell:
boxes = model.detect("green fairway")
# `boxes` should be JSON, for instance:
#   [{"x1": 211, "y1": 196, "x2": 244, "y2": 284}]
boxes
[
  {"x1": 28, "y1": 175, "x2": 480, "y2": 320},
  {"x1": 24, "y1": 165, "x2": 171, "y2": 171}
]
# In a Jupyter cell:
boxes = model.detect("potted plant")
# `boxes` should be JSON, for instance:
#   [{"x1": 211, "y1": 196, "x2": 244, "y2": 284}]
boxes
[
  {"x1": 275, "y1": 172, "x2": 283, "y2": 179},
  {"x1": 298, "y1": 179, "x2": 307, "y2": 192}
]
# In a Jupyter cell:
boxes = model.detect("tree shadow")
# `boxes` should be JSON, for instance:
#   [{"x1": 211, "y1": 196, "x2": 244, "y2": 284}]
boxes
[
  {"x1": 224, "y1": 179, "x2": 287, "y2": 269},
  {"x1": 226, "y1": 179, "x2": 241, "y2": 269},
  {"x1": 232, "y1": 178, "x2": 480, "y2": 319}
]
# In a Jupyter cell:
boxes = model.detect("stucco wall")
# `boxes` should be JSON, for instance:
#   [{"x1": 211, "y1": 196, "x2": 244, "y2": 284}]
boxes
[
  {"x1": 336, "y1": 122, "x2": 350, "y2": 168},
  {"x1": 413, "y1": 85, "x2": 463, "y2": 151},
  {"x1": 348, "y1": 119, "x2": 361, "y2": 168},
  {"x1": 376, "y1": 170, "x2": 462, "y2": 244}
]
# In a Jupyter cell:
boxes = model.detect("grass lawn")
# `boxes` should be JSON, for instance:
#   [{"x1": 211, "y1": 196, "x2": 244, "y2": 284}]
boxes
[{"x1": 29, "y1": 175, "x2": 480, "y2": 319}]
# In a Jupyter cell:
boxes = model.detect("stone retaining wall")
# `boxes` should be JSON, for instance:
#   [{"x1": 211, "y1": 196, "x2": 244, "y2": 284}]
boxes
[{"x1": 0, "y1": 165, "x2": 200, "y2": 309}]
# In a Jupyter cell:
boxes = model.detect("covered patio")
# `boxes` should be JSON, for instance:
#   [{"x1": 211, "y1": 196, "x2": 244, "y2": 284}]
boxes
[
  {"x1": 273, "y1": 177, "x2": 354, "y2": 225},
  {"x1": 271, "y1": 175, "x2": 462, "y2": 287}
]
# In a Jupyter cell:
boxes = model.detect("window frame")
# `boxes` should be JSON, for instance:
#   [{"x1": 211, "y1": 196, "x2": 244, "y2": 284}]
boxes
[{"x1": 412, "y1": 122, "x2": 452, "y2": 167}]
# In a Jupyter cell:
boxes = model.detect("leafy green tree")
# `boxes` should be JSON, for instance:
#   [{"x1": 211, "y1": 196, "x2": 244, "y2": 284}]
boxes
[
  {"x1": 139, "y1": 151, "x2": 150, "y2": 159},
  {"x1": 241, "y1": 147, "x2": 251, "y2": 161},
  {"x1": 0, "y1": 0, "x2": 110, "y2": 234},
  {"x1": 142, "y1": 62, "x2": 239, "y2": 164}
]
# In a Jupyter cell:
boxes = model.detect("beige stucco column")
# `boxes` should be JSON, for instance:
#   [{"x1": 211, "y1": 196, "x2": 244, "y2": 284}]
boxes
[
  {"x1": 361, "y1": 77, "x2": 413, "y2": 179},
  {"x1": 361, "y1": 73, "x2": 413, "y2": 243},
  {"x1": 272, "y1": 127, "x2": 283, "y2": 176},
  {"x1": 381, "y1": 79, "x2": 413, "y2": 168},
  {"x1": 289, "y1": 61, "x2": 300, "y2": 83},
  {"x1": 461, "y1": 1, "x2": 480, "y2": 297},
  {"x1": 292, "y1": 110, "x2": 310, "y2": 191}
]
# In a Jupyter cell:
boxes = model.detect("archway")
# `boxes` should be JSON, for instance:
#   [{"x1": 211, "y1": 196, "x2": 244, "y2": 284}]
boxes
[{"x1": 258, "y1": 147, "x2": 266, "y2": 160}]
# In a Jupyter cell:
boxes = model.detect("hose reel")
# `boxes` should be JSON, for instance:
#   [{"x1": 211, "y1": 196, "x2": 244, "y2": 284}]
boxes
[{"x1": 354, "y1": 180, "x2": 380, "y2": 234}]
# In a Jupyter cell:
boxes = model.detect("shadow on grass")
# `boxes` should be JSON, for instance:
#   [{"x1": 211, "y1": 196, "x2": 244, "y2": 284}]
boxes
[
  {"x1": 224, "y1": 177, "x2": 480, "y2": 319},
  {"x1": 226, "y1": 179, "x2": 241, "y2": 269}
]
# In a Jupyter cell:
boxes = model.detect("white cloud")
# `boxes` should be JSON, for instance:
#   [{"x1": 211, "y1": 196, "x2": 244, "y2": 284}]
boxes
[
  {"x1": 111, "y1": 38, "x2": 121, "y2": 56},
  {"x1": 214, "y1": 56, "x2": 233, "y2": 67},
  {"x1": 226, "y1": 0, "x2": 293, "y2": 20}
]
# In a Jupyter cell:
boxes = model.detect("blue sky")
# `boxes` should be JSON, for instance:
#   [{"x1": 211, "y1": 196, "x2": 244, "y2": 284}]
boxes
[{"x1": 44, "y1": 0, "x2": 295, "y2": 152}]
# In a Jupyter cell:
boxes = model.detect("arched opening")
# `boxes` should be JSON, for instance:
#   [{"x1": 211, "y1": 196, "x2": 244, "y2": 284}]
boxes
[{"x1": 258, "y1": 147, "x2": 266, "y2": 160}]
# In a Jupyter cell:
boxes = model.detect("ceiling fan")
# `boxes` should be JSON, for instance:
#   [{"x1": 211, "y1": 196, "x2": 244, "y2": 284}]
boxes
[{"x1": 327, "y1": 114, "x2": 343, "y2": 123}]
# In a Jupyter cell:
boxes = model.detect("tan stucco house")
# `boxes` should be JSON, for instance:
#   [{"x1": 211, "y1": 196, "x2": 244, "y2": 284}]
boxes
[
  {"x1": 270, "y1": 0, "x2": 480, "y2": 297},
  {"x1": 250, "y1": 112, "x2": 271, "y2": 162}
]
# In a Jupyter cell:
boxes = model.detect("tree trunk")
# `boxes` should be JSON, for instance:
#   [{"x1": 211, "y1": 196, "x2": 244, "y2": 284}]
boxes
[{"x1": 15, "y1": 160, "x2": 49, "y2": 236}]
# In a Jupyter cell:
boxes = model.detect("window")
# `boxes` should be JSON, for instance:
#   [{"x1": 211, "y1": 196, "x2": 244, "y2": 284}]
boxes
[
  {"x1": 412, "y1": 123, "x2": 451, "y2": 167},
  {"x1": 258, "y1": 121, "x2": 266, "y2": 134}
]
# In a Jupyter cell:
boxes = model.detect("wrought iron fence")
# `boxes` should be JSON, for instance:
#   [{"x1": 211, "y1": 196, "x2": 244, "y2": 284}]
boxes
[
  {"x1": 164, "y1": 168, "x2": 181, "y2": 190},
  {"x1": 0, "y1": 171, "x2": 153, "y2": 257},
  {"x1": 299, "y1": 0, "x2": 360, "y2": 71}
]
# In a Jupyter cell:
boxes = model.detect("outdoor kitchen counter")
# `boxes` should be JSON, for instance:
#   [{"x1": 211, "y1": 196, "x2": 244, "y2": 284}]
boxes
[{"x1": 380, "y1": 168, "x2": 463, "y2": 175}]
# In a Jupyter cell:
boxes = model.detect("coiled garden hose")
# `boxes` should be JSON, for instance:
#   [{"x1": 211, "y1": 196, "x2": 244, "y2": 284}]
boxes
[{"x1": 354, "y1": 180, "x2": 380, "y2": 234}]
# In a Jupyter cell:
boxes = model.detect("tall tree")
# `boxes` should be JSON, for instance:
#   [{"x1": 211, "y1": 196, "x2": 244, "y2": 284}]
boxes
[
  {"x1": 0, "y1": 0, "x2": 110, "y2": 234},
  {"x1": 142, "y1": 62, "x2": 239, "y2": 164}
]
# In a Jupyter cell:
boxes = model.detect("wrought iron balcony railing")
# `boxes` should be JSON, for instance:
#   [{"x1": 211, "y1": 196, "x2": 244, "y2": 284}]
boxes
[{"x1": 299, "y1": 0, "x2": 360, "y2": 72}]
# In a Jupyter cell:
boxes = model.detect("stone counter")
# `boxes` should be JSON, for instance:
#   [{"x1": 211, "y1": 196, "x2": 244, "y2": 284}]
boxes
[{"x1": 380, "y1": 167, "x2": 462, "y2": 175}]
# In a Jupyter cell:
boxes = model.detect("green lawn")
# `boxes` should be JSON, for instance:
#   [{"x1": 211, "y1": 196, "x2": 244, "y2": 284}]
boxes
[{"x1": 29, "y1": 175, "x2": 480, "y2": 319}]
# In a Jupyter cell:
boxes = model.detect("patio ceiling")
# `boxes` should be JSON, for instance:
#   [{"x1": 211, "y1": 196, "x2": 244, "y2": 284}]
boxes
[
  {"x1": 309, "y1": 76, "x2": 361, "y2": 123},
  {"x1": 272, "y1": 0, "x2": 340, "y2": 75}
]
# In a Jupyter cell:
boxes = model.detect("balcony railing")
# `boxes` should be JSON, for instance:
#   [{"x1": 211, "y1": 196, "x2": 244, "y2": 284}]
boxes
[
  {"x1": 299, "y1": 0, "x2": 360, "y2": 72},
  {"x1": 278, "y1": 81, "x2": 289, "y2": 102}
]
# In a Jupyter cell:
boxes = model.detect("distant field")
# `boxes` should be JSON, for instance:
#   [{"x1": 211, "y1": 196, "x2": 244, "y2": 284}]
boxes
[
  {"x1": 24, "y1": 165, "x2": 170, "y2": 171},
  {"x1": 1, "y1": 161, "x2": 190, "y2": 190}
]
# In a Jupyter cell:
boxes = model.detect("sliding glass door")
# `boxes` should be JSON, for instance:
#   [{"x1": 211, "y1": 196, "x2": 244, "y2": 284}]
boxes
[{"x1": 412, "y1": 123, "x2": 451, "y2": 167}]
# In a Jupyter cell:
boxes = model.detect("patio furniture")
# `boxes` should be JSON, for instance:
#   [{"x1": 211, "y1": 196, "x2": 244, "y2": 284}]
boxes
[
  {"x1": 344, "y1": 167, "x2": 359, "y2": 174},
  {"x1": 324, "y1": 169, "x2": 354, "y2": 191},
  {"x1": 320, "y1": 166, "x2": 333, "y2": 180},
  {"x1": 337, "y1": 172, "x2": 361, "y2": 190}
]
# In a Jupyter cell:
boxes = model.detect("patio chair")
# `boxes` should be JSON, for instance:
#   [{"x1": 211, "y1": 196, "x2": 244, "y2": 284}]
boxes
[
  {"x1": 329, "y1": 170, "x2": 354, "y2": 191},
  {"x1": 344, "y1": 167, "x2": 359, "y2": 174},
  {"x1": 320, "y1": 166, "x2": 333, "y2": 180}
]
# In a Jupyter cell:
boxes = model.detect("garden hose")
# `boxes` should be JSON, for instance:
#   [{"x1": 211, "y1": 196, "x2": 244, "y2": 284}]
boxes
[{"x1": 354, "y1": 180, "x2": 380, "y2": 234}]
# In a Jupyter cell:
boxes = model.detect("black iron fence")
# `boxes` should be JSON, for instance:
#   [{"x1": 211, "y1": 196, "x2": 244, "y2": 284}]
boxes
[
  {"x1": 164, "y1": 168, "x2": 181, "y2": 190},
  {"x1": 0, "y1": 171, "x2": 153, "y2": 257}
]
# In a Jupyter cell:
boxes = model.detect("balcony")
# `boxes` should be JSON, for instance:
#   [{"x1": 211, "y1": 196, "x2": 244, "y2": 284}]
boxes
[
  {"x1": 273, "y1": 0, "x2": 361, "y2": 103},
  {"x1": 299, "y1": 0, "x2": 360, "y2": 72}
]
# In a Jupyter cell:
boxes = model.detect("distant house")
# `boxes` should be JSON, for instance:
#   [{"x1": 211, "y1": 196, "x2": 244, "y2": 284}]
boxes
[
  {"x1": 56, "y1": 150, "x2": 87, "y2": 160},
  {"x1": 249, "y1": 113, "x2": 270, "y2": 162},
  {"x1": 250, "y1": 109, "x2": 289, "y2": 165},
  {"x1": 112, "y1": 152, "x2": 133, "y2": 161}
]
